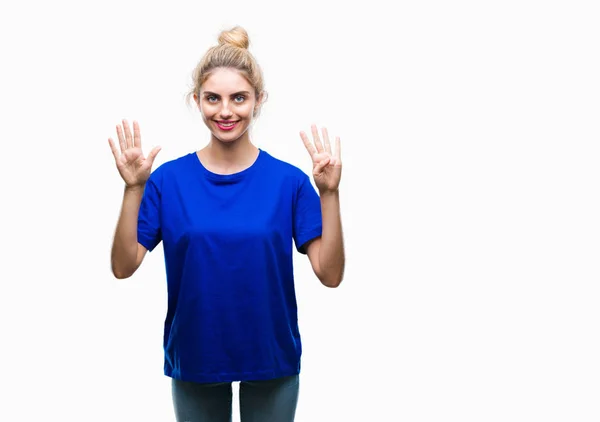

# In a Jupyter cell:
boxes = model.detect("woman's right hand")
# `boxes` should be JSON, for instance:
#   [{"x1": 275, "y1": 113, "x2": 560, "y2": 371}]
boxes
[{"x1": 108, "y1": 119, "x2": 161, "y2": 188}]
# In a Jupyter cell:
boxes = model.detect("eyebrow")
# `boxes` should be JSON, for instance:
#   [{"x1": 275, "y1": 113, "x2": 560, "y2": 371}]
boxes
[{"x1": 203, "y1": 91, "x2": 251, "y2": 96}]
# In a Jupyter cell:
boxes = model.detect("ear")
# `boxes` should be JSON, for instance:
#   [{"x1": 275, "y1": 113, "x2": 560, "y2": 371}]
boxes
[
  {"x1": 254, "y1": 91, "x2": 268, "y2": 117},
  {"x1": 193, "y1": 93, "x2": 201, "y2": 110}
]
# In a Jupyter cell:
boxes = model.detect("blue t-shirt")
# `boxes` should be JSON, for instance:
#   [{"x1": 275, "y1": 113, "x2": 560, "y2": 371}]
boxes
[{"x1": 137, "y1": 149, "x2": 322, "y2": 383}]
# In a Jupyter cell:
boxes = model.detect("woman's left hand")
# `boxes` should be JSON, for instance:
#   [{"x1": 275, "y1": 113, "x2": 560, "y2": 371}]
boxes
[{"x1": 300, "y1": 125, "x2": 342, "y2": 194}]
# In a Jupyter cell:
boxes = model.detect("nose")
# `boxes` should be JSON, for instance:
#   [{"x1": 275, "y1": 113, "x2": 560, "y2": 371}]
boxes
[{"x1": 219, "y1": 101, "x2": 234, "y2": 119}]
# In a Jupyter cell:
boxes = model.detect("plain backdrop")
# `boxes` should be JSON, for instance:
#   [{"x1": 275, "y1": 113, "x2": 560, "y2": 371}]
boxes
[{"x1": 1, "y1": 0, "x2": 599, "y2": 421}]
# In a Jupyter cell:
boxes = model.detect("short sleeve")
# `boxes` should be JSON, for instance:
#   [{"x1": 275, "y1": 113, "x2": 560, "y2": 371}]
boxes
[
  {"x1": 137, "y1": 172, "x2": 162, "y2": 252},
  {"x1": 293, "y1": 173, "x2": 323, "y2": 254}
]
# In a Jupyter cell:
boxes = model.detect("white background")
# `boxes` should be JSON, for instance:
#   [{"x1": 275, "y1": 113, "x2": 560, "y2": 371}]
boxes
[{"x1": 1, "y1": 0, "x2": 599, "y2": 421}]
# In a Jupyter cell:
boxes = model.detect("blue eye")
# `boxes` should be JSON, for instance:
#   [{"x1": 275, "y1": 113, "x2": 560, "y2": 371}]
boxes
[
  {"x1": 234, "y1": 95, "x2": 245, "y2": 103},
  {"x1": 207, "y1": 95, "x2": 218, "y2": 103}
]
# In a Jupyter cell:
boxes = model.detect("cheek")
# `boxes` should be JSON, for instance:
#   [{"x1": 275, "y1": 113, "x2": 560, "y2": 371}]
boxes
[
  {"x1": 199, "y1": 107, "x2": 213, "y2": 126},
  {"x1": 239, "y1": 102, "x2": 256, "y2": 118},
  {"x1": 200, "y1": 104, "x2": 220, "y2": 123},
  {"x1": 200, "y1": 102, "x2": 212, "y2": 114}
]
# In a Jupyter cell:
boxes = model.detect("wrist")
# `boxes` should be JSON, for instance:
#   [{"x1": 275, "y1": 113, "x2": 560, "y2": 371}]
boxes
[
  {"x1": 124, "y1": 183, "x2": 145, "y2": 194},
  {"x1": 319, "y1": 189, "x2": 339, "y2": 199}
]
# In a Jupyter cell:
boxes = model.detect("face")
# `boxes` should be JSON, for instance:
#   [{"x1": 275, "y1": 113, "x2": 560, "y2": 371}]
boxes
[{"x1": 194, "y1": 67, "x2": 261, "y2": 144}]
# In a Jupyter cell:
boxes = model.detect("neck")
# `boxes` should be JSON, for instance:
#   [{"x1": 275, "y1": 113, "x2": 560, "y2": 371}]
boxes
[
  {"x1": 198, "y1": 134, "x2": 259, "y2": 174},
  {"x1": 208, "y1": 135, "x2": 256, "y2": 160}
]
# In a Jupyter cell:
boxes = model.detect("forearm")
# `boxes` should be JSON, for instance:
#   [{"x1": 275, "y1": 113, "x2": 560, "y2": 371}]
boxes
[
  {"x1": 111, "y1": 185, "x2": 144, "y2": 278},
  {"x1": 318, "y1": 190, "x2": 345, "y2": 287}
]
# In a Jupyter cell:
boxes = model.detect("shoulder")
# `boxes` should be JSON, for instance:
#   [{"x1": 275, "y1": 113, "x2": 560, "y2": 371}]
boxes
[
  {"x1": 148, "y1": 152, "x2": 195, "y2": 183},
  {"x1": 143, "y1": 153, "x2": 195, "y2": 197},
  {"x1": 260, "y1": 150, "x2": 311, "y2": 182}
]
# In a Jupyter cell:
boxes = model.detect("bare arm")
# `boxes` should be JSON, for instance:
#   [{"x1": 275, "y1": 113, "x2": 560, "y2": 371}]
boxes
[
  {"x1": 108, "y1": 119, "x2": 160, "y2": 279},
  {"x1": 300, "y1": 125, "x2": 345, "y2": 288},
  {"x1": 306, "y1": 190, "x2": 345, "y2": 287},
  {"x1": 111, "y1": 185, "x2": 148, "y2": 279}
]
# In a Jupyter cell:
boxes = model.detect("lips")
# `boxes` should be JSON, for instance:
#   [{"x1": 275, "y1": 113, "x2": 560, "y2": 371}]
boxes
[{"x1": 215, "y1": 120, "x2": 240, "y2": 131}]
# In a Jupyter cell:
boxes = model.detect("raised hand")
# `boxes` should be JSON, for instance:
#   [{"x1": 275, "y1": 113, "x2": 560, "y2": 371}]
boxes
[
  {"x1": 108, "y1": 119, "x2": 161, "y2": 188},
  {"x1": 300, "y1": 124, "x2": 342, "y2": 193}
]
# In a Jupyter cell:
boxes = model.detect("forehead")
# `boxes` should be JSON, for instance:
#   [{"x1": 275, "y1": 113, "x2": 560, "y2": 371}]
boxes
[{"x1": 201, "y1": 68, "x2": 253, "y2": 94}]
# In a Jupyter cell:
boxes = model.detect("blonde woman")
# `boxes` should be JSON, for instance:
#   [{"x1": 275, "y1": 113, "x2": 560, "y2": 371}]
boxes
[{"x1": 108, "y1": 26, "x2": 345, "y2": 421}]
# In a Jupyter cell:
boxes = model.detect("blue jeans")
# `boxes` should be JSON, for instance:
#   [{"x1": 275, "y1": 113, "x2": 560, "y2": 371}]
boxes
[{"x1": 171, "y1": 374, "x2": 300, "y2": 422}]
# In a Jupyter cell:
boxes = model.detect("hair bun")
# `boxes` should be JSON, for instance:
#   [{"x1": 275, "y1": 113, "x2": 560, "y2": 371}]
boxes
[{"x1": 218, "y1": 26, "x2": 250, "y2": 49}]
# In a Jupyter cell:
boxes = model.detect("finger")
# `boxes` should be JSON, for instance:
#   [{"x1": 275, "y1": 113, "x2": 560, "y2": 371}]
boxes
[
  {"x1": 313, "y1": 156, "x2": 331, "y2": 175},
  {"x1": 311, "y1": 124, "x2": 324, "y2": 153},
  {"x1": 146, "y1": 146, "x2": 162, "y2": 167},
  {"x1": 133, "y1": 120, "x2": 142, "y2": 148},
  {"x1": 300, "y1": 131, "x2": 317, "y2": 158},
  {"x1": 116, "y1": 125, "x2": 127, "y2": 152},
  {"x1": 123, "y1": 119, "x2": 133, "y2": 149},
  {"x1": 108, "y1": 138, "x2": 120, "y2": 162},
  {"x1": 335, "y1": 136, "x2": 341, "y2": 161},
  {"x1": 321, "y1": 127, "x2": 332, "y2": 154}
]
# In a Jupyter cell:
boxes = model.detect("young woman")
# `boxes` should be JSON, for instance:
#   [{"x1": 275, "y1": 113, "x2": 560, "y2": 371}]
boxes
[{"x1": 108, "y1": 26, "x2": 345, "y2": 422}]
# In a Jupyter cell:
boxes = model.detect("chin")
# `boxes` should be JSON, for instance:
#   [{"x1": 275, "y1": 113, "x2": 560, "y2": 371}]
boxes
[
  {"x1": 215, "y1": 136, "x2": 239, "y2": 144},
  {"x1": 212, "y1": 126, "x2": 249, "y2": 143},
  {"x1": 211, "y1": 131, "x2": 240, "y2": 143}
]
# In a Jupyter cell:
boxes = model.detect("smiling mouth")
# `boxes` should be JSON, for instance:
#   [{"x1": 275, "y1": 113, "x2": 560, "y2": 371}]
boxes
[{"x1": 215, "y1": 120, "x2": 240, "y2": 131}]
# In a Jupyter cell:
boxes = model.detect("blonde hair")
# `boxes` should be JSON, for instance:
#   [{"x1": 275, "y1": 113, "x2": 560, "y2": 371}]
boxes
[{"x1": 186, "y1": 26, "x2": 267, "y2": 114}]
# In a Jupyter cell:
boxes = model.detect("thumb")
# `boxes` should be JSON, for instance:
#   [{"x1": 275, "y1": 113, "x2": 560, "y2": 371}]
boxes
[
  {"x1": 146, "y1": 146, "x2": 162, "y2": 166},
  {"x1": 313, "y1": 156, "x2": 331, "y2": 176}
]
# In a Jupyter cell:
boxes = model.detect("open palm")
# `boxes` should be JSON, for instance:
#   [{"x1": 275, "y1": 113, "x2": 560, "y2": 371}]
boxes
[
  {"x1": 300, "y1": 124, "x2": 342, "y2": 193},
  {"x1": 108, "y1": 119, "x2": 161, "y2": 188}
]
